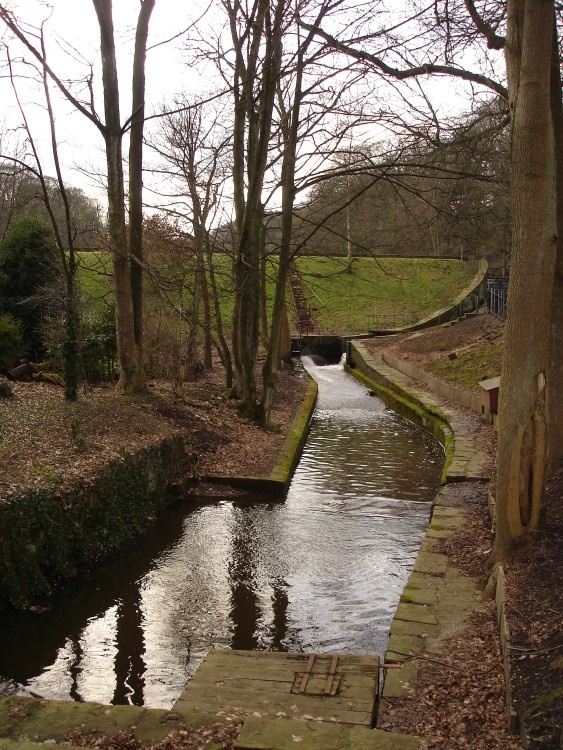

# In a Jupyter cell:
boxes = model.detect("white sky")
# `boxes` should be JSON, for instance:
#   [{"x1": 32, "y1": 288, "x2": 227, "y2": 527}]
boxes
[
  {"x1": 0, "y1": 1, "x2": 504, "y2": 214},
  {"x1": 1, "y1": 0, "x2": 213, "y2": 204}
]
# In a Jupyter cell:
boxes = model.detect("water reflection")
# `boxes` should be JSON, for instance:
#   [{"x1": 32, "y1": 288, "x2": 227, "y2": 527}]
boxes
[
  {"x1": 229, "y1": 509, "x2": 261, "y2": 650},
  {"x1": 0, "y1": 356, "x2": 444, "y2": 708}
]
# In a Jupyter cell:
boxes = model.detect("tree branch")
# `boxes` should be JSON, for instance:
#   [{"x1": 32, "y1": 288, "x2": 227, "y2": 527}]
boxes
[
  {"x1": 463, "y1": 0, "x2": 506, "y2": 50},
  {"x1": 0, "y1": 4, "x2": 106, "y2": 134},
  {"x1": 299, "y1": 19, "x2": 508, "y2": 100}
]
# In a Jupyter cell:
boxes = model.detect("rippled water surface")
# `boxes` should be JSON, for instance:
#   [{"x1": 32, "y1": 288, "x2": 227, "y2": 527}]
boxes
[{"x1": 0, "y1": 357, "x2": 444, "y2": 707}]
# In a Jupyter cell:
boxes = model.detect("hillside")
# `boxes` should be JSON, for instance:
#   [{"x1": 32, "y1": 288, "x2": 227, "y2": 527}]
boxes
[{"x1": 294, "y1": 257, "x2": 480, "y2": 334}]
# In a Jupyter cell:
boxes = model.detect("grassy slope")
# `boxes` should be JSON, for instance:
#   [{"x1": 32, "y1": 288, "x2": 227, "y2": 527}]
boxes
[
  {"x1": 426, "y1": 342, "x2": 504, "y2": 390},
  {"x1": 78, "y1": 251, "x2": 113, "y2": 303},
  {"x1": 78, "y1": 252, "x2": 480, "y2": 338},
  {"x1": 296, "y1": 257, "x2": 479, "y2": 334},
  {"x1": 378, "y1": 311, "x2": 505, "y2": 391},
  {"x1": 78, "y1": 251, "x2": 499, "y2": 390}
]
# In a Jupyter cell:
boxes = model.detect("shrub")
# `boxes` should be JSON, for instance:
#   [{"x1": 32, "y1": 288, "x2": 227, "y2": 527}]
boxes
[
  {"x1": 0, "y1": 215, "x2": 60, "y2": 361},
  {"x1": 0, "y1": 313, "x2": 24, "y2": 371},
  {"x1": 0, "y1": 379, "x2": 14, "y2": 398},
  {"x1": 80, "y1": 304, "x2": 118, "y2": 382}
]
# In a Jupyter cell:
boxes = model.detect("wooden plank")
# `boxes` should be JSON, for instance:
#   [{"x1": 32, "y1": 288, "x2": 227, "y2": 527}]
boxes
[
  {"x1": 174, "y1": 650, "x2": 379, "y2": 729},
  {"x1": 187, "y1": 653, "x2": 378, "y2": 680},
  {"x1": 185, "y1": 674, "x2": 377, "y2": 701},
  {"x1": 177, "y1": 684, "x2": 376, "y2": 713},
  {"x1": 324, "y1": 655, "x2": 339, "y2": 695},
  {"x1": 189, "y1": 667, "x2": 297, "y2": 685},
  {"x1": 175, "y1": 695, "x2": 374, "y2": 727},
  {"x1": 209, "y1": 650, "x2": 378, "y2": 669},
  {"x1": 299, "y1": 654, "x2": 316, "y2": 693}
]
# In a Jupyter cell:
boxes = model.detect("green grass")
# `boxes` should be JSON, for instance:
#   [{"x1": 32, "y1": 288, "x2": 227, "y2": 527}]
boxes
[
  {"x1": 78, "y1": 251, "x2": 113, "y2": 303},
  {"x1": 296, "y1": 256, "x2": 479, "y2": 334},
  {"x1": 426, "y1": 343, "x2": 504, "y2": 390},
  {"x1": 78, "y1": 252, "x2": 479, "y2": 337}
]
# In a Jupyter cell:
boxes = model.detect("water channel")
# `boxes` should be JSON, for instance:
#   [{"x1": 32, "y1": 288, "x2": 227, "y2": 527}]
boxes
[{"x1": 0, "y1": 356, "x2": 444, "y2": 709}]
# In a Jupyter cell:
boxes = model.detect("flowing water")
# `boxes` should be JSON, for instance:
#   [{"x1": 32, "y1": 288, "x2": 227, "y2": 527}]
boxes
[{"x1": 0, "y1": 356, "x2": 444, "y2": 708}]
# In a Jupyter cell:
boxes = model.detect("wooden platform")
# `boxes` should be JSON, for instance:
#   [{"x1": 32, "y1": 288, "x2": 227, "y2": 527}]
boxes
[{"x1": 174, "y1": 649, "x2": 380, "y2": 728}]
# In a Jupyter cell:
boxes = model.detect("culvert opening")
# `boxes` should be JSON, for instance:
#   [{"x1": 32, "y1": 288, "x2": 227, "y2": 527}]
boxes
[{"x1": 293, "y1": 336, "x2": 343, "y2": 365}]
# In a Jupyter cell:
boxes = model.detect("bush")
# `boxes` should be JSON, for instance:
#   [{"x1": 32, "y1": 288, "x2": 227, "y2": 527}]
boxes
[
  {"x1": 0, "y1": 313, "x2": 24, "y2": 371},
  {"x1": 0, "y1": 379, "x2": 14, "y2": 398},
  {"x1": 80, "y1": 304, "x2": 118, "y2": 382},
  {"x1": 0, "y1": 215, "x2": 60, "y2": 361}
]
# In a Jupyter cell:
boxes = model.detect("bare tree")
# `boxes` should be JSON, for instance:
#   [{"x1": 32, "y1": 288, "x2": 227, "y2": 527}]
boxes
[
  {"x1": 0, "y1": 0, "x2": 155, "y2": 391},
  {"x1": 148, "y1": 96, "x2": 234, "y2": 386},
  {"x1": 91, "y1": 0, "x2": 154, "y2": 390},
  {"x1": 1, "y1": 40, "x2": 83, "y2": 398},
  {"x1": 189, "y1": 0, "x2": 382, "y2": 422}
]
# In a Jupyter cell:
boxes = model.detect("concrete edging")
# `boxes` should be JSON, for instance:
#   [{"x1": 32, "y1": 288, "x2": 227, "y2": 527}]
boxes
[
  {"x1": 344, "y1": 340, "x2": 502, "y2": 732},
  {"x1": 381, "y1": 351, "x2": 482, "y2": 414},
  {"x1": 204, "y1": 376, "x2": 318, "y2": 495}
]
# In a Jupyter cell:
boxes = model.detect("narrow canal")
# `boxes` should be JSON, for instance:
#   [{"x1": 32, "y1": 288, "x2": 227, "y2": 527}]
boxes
[{"x1": 0, "y1": 356, "x2": 444, "y2": 709}]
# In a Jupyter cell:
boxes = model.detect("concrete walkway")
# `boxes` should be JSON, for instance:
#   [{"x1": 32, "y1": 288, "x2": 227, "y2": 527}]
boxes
[
  {"x1": 379, "y1": 484, "x2": 488, "y2": 712},
  {"x1": 345, "y1": 342, "x2": 494, "y2": 731}
]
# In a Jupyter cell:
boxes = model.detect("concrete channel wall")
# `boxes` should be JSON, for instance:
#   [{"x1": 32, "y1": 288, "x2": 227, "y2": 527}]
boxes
[
  {"x1": 346, "y1": 340, "x2": 519, "y2": 735},
  {"x1": 0, "y1": 436, "x2": 190, "y2": 610},
  {"x1": 381, "y1": 351, "x2": 482, "y2": 414},
  {"x1": 0, "y1": 377, "x2": 319, "y2": 612},
  {"x1": 203, "y1": 377, "x2": 318, "y2": 495}
]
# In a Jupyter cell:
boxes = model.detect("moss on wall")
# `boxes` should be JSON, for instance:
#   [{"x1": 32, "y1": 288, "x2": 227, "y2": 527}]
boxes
[
  {"x1": 270, "y1": 378, "x2": 318, "y2": 489},
  {"x1": 0, "y1": 436, "x2": 187, "y2": 609}
]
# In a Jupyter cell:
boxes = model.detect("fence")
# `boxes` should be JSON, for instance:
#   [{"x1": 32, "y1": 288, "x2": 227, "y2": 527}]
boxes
[
  {"x1": 487, "y1": 278, "x2": 509, "y2": 320},
  {"x1": 367, "y1": 313, "x2": 418, "y2": 330}
]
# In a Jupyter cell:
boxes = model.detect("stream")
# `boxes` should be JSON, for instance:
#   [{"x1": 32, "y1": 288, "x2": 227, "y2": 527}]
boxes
[{"x1": 0, "y1": 355, "x2": 444, "y2": 708}]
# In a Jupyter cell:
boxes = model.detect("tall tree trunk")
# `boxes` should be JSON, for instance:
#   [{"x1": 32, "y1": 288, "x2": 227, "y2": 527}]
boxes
[
  {"x1": 186, "y1": 251, "x2": 201, "y2": 380},
  {"x1": 228, "y1": 0, "x2": 284, "y2": 416},
  {"x1": 495, "y1": 0, "x2": 557, "y2": 561},
  {"x1": 547, "y1": 18, "x2": 563, "y2": 477},
  {"x1": 127, "y1": 0, "x2": 154, "y2": 391},
  {"x1": 260, "y1": 251, "x2": 269, "y2": 347},
  {"x1": 93, "y1": 0, "x2": 147, "y2": 390},
  {"x1": 233, "y1": 212, "x2": 262, "y2": 412},
  {"x1": 200, "y1": 256, "x2": 213, "y2": 371},
  {"x1": 261, "y1": 178, "x2": 294, "y2": 425},
  {"x1": 39, "y1": 44, "x2": 81, "y2": 400},
  {"x1": 206, "y1": 246, "x2": 233, "y2": 388}
]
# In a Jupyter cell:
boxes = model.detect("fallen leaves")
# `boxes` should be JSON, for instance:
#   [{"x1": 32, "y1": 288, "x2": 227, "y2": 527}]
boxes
[
  {"x1": 0, "y1": 367, "x2": 309, "y2": 501},
  {"x1": 67, "y1": 720, "x2": 243, "y2": 750},
  {"x1": 379, "y1": 482, "x2": 520, "y2": 750}
]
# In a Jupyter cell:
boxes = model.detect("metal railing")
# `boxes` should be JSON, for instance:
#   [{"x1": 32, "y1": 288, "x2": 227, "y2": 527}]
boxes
[
  {"x1": 488, "y1": 289, "x2": 507, "y2": 320},
  {"x1": 367, "y1": 313, "x2": 417, "y2": 330},
  {"x1": 487, "y1": 278, "x2": 509, "y2": 320}
]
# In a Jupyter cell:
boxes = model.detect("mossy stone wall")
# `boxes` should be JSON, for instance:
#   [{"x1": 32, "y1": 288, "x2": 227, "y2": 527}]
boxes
[{"x1": 0, "y1": 436, "x2": 188, "y2": 609}]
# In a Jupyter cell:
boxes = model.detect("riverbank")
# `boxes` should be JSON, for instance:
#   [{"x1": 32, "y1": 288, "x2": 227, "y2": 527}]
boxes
[
  {"x1": 0, "y1": 365, "x2": 310, "y2": 502},
  {"x1": 0, "y1": 364, "x2": 310, "y2": 609}
]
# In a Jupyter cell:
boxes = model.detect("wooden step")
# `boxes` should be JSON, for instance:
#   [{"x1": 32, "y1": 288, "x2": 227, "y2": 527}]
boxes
[{"x1": 175, "y1": 650, "x2": 379, "y2": 728}]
